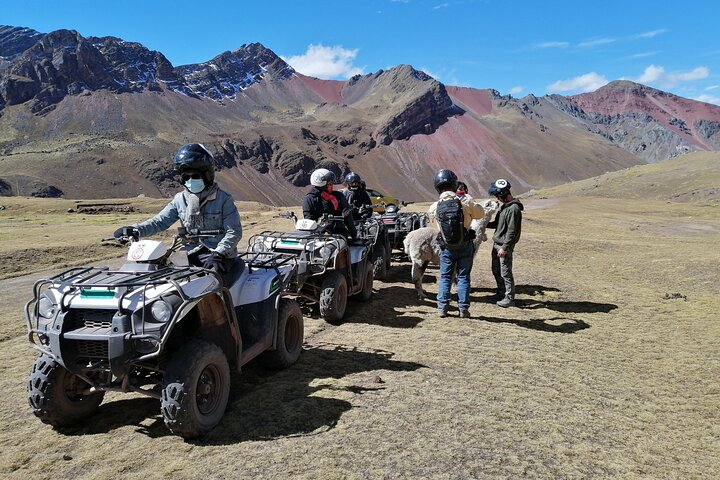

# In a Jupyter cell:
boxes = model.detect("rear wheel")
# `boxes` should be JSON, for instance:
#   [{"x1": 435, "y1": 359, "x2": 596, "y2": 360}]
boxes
[
  {"x1": 373, "y1": 245, "x2": 387, "y2": 280},
  {"x1": 161, "y1": 340, "x2": 230, "y2": 438},
  {"x1": 258, "y1": 299, "x2": 304, "y2": 369},
  {"x1": 27, "y1": 354, "x2": 104, "y2": 427},
  {"x1": 358, "y1": 261, "x2": 374, "y2": 301},
  {"x1": 319, "y1": 271, "x2": 348, "y2": 324}
]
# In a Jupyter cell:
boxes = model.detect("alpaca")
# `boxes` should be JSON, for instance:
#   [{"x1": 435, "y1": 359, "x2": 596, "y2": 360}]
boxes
[{"x1": 403, "y1": 199, "x2": 498, "y2": 300}]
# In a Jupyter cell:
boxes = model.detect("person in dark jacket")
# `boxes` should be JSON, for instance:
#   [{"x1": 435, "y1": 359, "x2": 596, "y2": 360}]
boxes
[
  {"x1": 303, "y1": 168, "x2": 357, "y2": 240},
  {"x1": 343, "y1": 172, "x2": 373, "y2": 220},
  {"x1": 486, "y1": 178, "x2": 523, "y2": 307}
]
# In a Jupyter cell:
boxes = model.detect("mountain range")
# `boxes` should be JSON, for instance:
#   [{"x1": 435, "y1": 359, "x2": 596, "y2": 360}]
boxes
[{"x1": 1, "y1": 25, "x2": 719, "y2": 203}]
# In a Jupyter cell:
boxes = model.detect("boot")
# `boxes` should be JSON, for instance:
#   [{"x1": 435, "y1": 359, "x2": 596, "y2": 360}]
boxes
[{"x1": 496, "y1": 296, "x2": 515, "y2": 308}]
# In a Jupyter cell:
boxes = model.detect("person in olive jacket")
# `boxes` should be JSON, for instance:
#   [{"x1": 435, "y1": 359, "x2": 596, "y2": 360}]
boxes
[{"x1": 486, "y1": 179, "x2": 523, "y2": 307}]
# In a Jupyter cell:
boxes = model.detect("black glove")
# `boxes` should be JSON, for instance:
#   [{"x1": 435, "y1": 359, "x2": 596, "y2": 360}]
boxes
[
  {"x1": 113, "y1": 226, "x2": 139, "y2": 240},
  {"x1": 202, "y1": 252, "x2": 226, "y2": 274}
]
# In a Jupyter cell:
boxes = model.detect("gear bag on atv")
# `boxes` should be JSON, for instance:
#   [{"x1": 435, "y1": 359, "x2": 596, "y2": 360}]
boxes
[{"x1": 436, "y1": 196, "x2": 474, "y2": 250}]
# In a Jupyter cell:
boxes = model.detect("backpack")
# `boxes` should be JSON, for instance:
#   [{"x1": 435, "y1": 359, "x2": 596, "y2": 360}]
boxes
[{"x1": 436, "y1": 196, "x2": 468, "y2": 250}]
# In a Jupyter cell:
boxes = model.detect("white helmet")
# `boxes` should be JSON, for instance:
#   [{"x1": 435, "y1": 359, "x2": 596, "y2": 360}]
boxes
[{"x1": 310, "y1": 168, "x2": 336, "y2": 187}]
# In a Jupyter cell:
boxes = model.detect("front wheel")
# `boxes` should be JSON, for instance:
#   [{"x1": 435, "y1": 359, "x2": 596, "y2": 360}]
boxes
[
  {"x1": 161, "y1": 340, "x2": 230, "y2": 438},
  {"x1": 28, "y1": 354, "x2": 105, "y2": 427},
  {"x1": 319, "y1": 271, "x2": 348, "y2": 324},
  {"x1": 258, "y1": 298, "x2": 304, "y2": 369}
]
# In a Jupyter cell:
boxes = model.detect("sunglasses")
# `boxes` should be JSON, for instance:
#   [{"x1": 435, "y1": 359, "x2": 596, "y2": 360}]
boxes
[{"x1": 181, "y1": 172, "x2": 203, "y2": 181}]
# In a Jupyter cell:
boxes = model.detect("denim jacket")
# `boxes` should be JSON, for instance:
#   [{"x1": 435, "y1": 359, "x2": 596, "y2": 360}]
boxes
[{"x1": 134, "y1": 189, "x2": 242, "y2": 257}]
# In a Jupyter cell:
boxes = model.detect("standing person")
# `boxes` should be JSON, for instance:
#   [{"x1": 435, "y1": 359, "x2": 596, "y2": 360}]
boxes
[
  {"x1": 428, "y1": 169, "x2": 486, "y2": 318},
  {"x1": 486, "y1": 179, "x2": 523, "y2": 307},
  {"x1": 303, "y1": 168, "x2": 357, "y2": 240},
  {"x1": 343, "y1": 172, "x2": 373, "y2": 220},
  {"x1": 114, "y1": 143, "x2": 242, "y2": 275},
  {"x1": 456, "y1": 181, "x2": 472, "y2": 200}
]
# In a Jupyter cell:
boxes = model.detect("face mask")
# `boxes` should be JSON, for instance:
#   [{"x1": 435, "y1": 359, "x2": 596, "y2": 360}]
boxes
[
  {"x1": 184, "y1": 178, "x2": 205, "y2": 194},
  {"x1": 326, "y1": 183, "x2": 333, "y2": 193}
]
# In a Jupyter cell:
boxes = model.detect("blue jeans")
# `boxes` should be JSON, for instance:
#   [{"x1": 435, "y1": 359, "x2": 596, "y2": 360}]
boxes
[{"x1": 437, "y1": 242, "x2": 474, "y2": 312}]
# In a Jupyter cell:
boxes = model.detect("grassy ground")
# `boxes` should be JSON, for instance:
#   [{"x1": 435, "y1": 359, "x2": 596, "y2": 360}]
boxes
[{"x1": 0, "y1": 170, "x2": 718, "y2": 478}]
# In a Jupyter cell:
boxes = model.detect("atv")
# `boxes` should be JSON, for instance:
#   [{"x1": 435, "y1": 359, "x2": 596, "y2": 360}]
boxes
[
  {"x1": 25, "y1": 227, "x2": 303, "y2": 439},
  {"x1": 248, "y1": 212, "x2": 374, "y2": 324},
  {"x1": 379, "y1": 203, "x2": 429, "y2": 253},
  {"x1": 354, "y1": 207, "x2": 391, "y2": 281}
]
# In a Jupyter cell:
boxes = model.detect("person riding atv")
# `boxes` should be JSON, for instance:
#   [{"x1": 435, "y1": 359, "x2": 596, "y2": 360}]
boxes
[
  {"x1": 343, "y1": 172, "x2": 373, "y2": 221},
  {"x1": 303, "y1": 168, "x2": 357, "y2": 241},
  {"x1": 114, "y1": 143, "x2": 242, "y2": 277}
]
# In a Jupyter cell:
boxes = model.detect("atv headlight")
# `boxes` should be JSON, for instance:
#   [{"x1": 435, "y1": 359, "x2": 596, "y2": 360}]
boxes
[
  {"x1": 151, "y1": 300, "x2": 173, "y2": 323},
  {"x1": 319, "y1": 245, "x2": 334, "y2": 260},
  {"x1": 38, "y1": 296, "x2": 57, "y2": 319},
  {"x1": 251, "y1": 239, "x2": 268, "y2": 253}
]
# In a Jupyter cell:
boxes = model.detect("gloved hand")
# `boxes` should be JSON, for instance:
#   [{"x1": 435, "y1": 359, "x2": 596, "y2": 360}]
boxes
[
  {"x1": 113, "y1": 226, "x2": 139, "y2": 240},
  {"x1": 202, "y1": 252, "x2": 226, "y2": 274}
]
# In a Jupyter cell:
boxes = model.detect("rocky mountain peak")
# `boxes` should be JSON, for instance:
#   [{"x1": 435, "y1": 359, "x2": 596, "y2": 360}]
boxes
[{"x1": 0, "y1": 25, "x2": 44, "y2": 59}]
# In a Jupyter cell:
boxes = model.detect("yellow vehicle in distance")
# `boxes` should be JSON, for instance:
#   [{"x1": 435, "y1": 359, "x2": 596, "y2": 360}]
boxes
[{"x1": 366, "y1": 188, "x2": 404, "y2": 213}]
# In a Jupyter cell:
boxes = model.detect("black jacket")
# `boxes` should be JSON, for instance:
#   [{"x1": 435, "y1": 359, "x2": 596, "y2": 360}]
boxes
[
  {"x1": 344, "y1": 188, "x2": 373, "y2": 220},
  {"x1": 303, "y1": 187, "x2": 357, "y2": 239}
]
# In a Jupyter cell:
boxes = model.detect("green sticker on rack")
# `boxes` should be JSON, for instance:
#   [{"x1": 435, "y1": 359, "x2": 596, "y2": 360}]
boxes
[{"x1": 80, "y1": 289, "x2": 115, "y2": 299}]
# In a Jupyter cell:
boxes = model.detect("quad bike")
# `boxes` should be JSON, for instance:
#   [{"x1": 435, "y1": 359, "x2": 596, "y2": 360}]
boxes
[
  {"x1": 354, "y1": 206, "x2": 391, "y2": 281},
  {"x1": 24, "y1": 227, "x2": 303, "y2": 439},
  {"x1": 379, "y1": 203, "x2": 429, "y2": 253},
  {"x1": 248, "y1": 212, "x2": 375, "y2": 324}
]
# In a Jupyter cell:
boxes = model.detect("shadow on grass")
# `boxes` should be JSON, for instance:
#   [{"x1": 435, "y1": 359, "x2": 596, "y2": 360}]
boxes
[
  {"x1": 195, "y1": 342, "x2": 425, "y2": 445},
  {"x1": 345, "y1": 284, "x2": 427, "y2": 328},
  {"x1": 53, "y1": 343, "x2": 425, "y2": 442},
  {"x1": 515, "y1": 299, "x2": 617, "y2": 314},
  {"x1": 476, "y1": 315, "x2": 590, "y2": 333}
]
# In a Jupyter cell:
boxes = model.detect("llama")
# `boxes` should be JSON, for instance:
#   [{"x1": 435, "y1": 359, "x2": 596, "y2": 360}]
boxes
[{"x1": 403, "y1": 199, "x2": 498, "y2": 300}]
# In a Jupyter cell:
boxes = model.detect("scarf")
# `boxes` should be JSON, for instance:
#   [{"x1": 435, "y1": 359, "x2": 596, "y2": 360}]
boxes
[
  {"x1": 181, "y1": 183, "x2": 219, "y2": 231},
  {"x1": 321, "y1": 191, "x2": 339, "y2": 211}
]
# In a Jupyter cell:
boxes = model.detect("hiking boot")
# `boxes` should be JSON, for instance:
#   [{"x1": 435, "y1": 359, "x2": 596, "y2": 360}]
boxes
[
  {"x1": 438, "y1": 308, "x2": 449, "y2": 318},
  {"x1": 459, "y1": 309, "x2": 471, "y2": 318},
  {"x1": 496, "y1": 297, "x2": 515, "y2": 308}
]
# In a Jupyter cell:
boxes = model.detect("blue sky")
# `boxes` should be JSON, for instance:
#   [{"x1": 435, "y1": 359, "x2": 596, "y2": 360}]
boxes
[{"x1": 4, "y1": 0, "x2": 719, "y2": 103}]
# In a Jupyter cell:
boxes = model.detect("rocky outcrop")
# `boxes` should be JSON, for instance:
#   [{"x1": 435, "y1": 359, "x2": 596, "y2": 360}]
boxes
[
  {"x1": 0, "y1": 26, "x2": 44, "y2": 60},
  {"x1": 177, "y1": 43, "x2": 294, "y2": 100},
  {"x1": 694, "y1": 120, "x2": 720, "y2": 149},
  {"x1": 0, "y1": 27, "x2": 295, "y2": 114},
  {"x1": 371, "y1": 66, "x2": 454, "y2": 144}
]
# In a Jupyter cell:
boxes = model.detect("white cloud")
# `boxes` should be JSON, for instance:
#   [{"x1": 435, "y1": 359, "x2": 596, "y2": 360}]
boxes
[
  {"x1": 578, "y1": 38, "x2": 616, "y2": 48},
  {"x1": 547, "y1": 72, "x2": 609, "y2": 93},
  {"x1": 622, "y1": 51, "x2": 659, "y2": 60},
  {"x1": 704, "y1": 85, "x2": 719, "y2": 91},
  {"x1": 534, "y1": 41, "x2": 570, "y2": 49},
  {"x1": 694, "y1": 94, "x2": 720, "y2": 105},
  {"x1": 508, "y1": 86, "x2": 524, "y2": 95},
  {"x1": 420, "y1": 67, "x2": 440, "y2": 80},
  {"x1": 633, "y1": 29, "x2": 667, "y2": 39},
  {"x1": 283, "y1": 44, "x2": 365, "y2": 79},
  {"x1": 433, "y1": 2, "x2": 450, "y2": 9},
  {"x1": 636, "y1": 64, "x2": 709, "y2": 86}
]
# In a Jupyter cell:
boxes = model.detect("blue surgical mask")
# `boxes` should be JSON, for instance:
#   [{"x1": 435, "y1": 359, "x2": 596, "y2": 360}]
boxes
[{"x1": 184, "y1": 178, "x2": 205, "y2": 194}]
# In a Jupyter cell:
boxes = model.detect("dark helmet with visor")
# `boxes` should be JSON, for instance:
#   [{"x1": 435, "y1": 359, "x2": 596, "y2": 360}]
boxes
[
  {"x1": 345, "y1": 172, "x2": 362, "y2": 190},
  {"x1": 433, "y1": 169, "x2": 458, "y2": 194},
  {"x1": 488, "y1": 178, "x2": 511, "y2": 197},
  {"x1": 173, "y1": 143, "x2": 215, "y2": 186}
]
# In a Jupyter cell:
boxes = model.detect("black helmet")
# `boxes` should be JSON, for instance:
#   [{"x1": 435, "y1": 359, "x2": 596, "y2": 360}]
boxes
[
  {"x1": 345, "y1": 171, "x2": 362, "y2": 190},
  {"x1": 488, "y1": 178, "x2": 511, "y2": 197},
  {"x1": 433, "y1": 169, "x2": 458, "y2": 193},
  {"x1": 173, "y1": 143, "x2": 215, "y2": 186}
]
